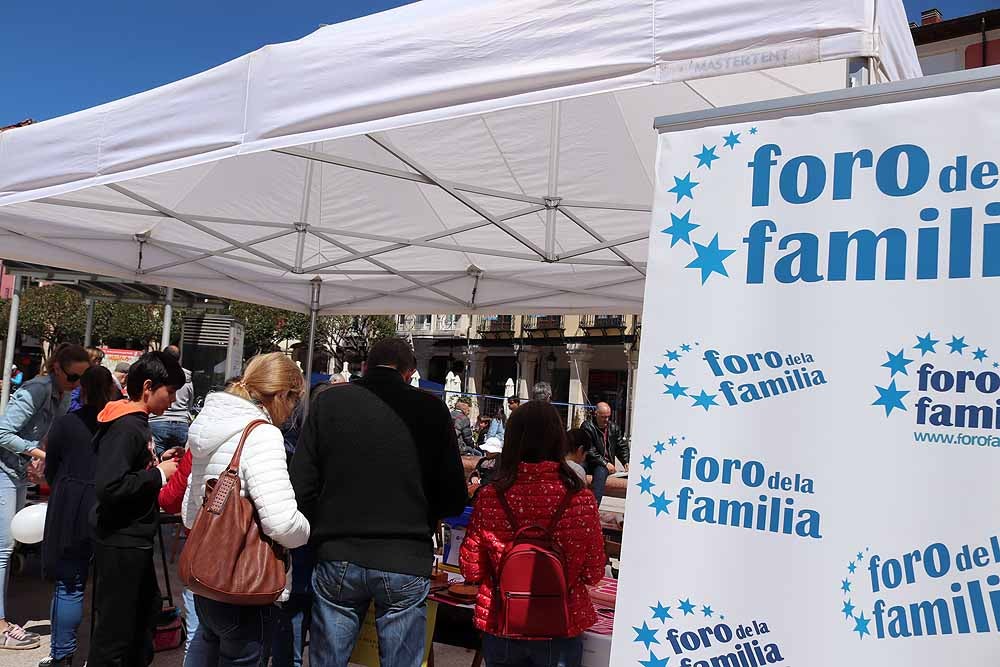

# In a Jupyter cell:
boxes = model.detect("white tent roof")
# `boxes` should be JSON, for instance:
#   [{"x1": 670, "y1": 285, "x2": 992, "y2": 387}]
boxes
[{"x1": 0, "y1": 0, "x2": 919, "y2": 314}]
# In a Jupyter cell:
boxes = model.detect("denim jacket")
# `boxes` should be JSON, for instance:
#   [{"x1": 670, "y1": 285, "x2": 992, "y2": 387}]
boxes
[{"x1": 0, "y1": 375, "x2": 68, "y2": 481}]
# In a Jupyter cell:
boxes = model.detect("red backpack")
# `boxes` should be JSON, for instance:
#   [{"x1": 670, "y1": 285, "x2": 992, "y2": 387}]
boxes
[{"x1": 494, "y1": 488, "x2": 577, "y2": 638}]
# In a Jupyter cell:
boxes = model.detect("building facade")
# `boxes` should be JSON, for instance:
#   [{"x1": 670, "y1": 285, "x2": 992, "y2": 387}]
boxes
[{"x1": 911, "y1": 7, "x2": 1000, "y2": 74}]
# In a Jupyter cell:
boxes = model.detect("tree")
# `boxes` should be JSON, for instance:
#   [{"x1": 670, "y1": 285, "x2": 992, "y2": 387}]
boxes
[
  {"x1": 93, "y1": 302, "x2": 171, "y2": 350},
  {"x1": 18, "y1": 285, "x2": 86, "y2": 347},
  {"x1": 322, "y1": 315, "x2": 397, "y2": 367},
  {"x1": 228, "y1": 302, "x2": 312, "y2": 357}
]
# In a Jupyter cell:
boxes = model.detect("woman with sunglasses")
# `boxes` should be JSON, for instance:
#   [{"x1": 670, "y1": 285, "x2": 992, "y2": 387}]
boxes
[
  {"x1": 0, "y1": 343, "x2": 90, "y2": 651},
  {"x1": 182, "y1": 352, "x2": 310, "y2": 666}
]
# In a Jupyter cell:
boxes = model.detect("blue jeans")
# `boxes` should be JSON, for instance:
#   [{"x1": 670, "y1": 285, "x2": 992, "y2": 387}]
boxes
[
  {"x1": 271, "y1": 594, "x2": 311, "y2": 667},
  {"x1": 482, "y1": 634, "x2": 583, "y2": 667},
  {"x1": 182, "y1": 588, "x2": 201, "y2": 655},
  {"x1": 311, "y1": 560, "x2": 430, "y2": 667},
  {"x1": 150, "y1": 420, "x2": 189, "y2": 457},
  {"x1": 49, "y1": 558, "x2": 89, "y2": 659},
  {"x1": 187, "y1": 595, "x2": 274, "y2": 667},
  {"x1": 589, "y1": 464, "x2": 610, "y2": 506},
  {"x1": 0, "y1": 473, "x2": 26, "y2": 620}
]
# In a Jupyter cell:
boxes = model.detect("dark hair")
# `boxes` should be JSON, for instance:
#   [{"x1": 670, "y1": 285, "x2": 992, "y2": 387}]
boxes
[
  {"x1": 163, "y1": 345, "x2": 181, "y2": 361},
  {"x1": 366, "y1": 338, "x2": 416, "y2": 372},
  {"x1": 567, "y1": 428, "x2": 589, "y2": 453},
  {"x1": 46, "y1": 343, "x2": 91, "y2": 374},
  {"x1": 506, "y1": 396, "x2": 521, "y2": 406},
  {"x1": 491, "y1": 407, "x2": 507, "y2": 427},
  {"x1": 126, "y1": 351, "x2": 185, "y2": 399},
  {"x1": 492, "y1": 400, "x2": 583, "y2": 493},
  {"x1": 80, "y1": 366, "x2": 118, "y2": 411},
  {"x1": 85, "y1": 346, "x2": 105, "y2": 364}
]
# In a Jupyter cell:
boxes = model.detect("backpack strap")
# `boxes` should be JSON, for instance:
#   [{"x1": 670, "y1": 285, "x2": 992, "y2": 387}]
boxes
[{"x1": 496, "y1": 488, "x2": 519, "y2": 532}]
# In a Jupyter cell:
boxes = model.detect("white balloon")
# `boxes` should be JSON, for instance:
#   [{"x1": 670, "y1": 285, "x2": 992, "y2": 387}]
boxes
[{"x1": 10, "y1": 503, "x2": 47, "y2": 544}]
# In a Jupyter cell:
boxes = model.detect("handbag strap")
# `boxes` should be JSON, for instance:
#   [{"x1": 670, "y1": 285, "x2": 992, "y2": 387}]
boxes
[{"x1": 225, "y1": 419, "x2": 269, "y2": 474}]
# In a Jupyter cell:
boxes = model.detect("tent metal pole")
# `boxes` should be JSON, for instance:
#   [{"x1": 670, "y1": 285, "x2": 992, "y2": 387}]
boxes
[
  {"x1": 302, "y1": 278, "x2": 322, "y2": 417},
  {"x1": 161, "y1": 287, "x2": 174, "y2": 349},
  {"x1": 1, "y1": 276, "x2": 24, "y2": 414},
  {"x1": 545, "y1": 101, "x2": 562, "y2": 260},
  {"x1": 84, "y1": 298, "x2": 95, "y2": 347}
]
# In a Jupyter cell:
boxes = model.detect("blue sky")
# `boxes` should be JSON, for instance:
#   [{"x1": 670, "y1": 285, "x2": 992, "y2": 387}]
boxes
[{"x1": 0, "y1": 0, "x2": 995, "y2": 124}]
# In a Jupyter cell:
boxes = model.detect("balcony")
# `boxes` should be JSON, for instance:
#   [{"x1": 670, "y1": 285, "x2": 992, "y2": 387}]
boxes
[
  {"x1": 477, "y1": 315, "x2": 514, "y2": 339},
  {"x1": 396, "y1": 315, "x2": 433, "y2": 335},
  {"x1": 522, "y1": 315, "x2": 564, "y2": 339},
  {"x1": 434, "y1": 315, "x2": 461, "y2": 334},
  {"x1": 580, "y1": 314, "x2": 628, "y2": 336}
]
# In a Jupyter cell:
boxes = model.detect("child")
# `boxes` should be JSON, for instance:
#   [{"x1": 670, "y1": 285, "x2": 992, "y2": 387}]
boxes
[
  {"x1": 565, "y1": 428, "x2": 589, "y2": 483},
  {"x1": 88, "y1": 351, "x2": 185, "y2": 667}
]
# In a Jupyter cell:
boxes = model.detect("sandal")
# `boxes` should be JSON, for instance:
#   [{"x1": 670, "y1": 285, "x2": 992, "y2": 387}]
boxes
[{"x1": 1, "y1": 623, "x2": 41, "y2": 650}]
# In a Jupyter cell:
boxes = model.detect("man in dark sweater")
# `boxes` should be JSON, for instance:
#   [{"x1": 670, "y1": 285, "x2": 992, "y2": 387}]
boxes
[
  {"x1": 582, "y1": 401, "x2": 629, "y2": 505},
  {"x1": 88, "y1": 352, "x2": 184, "y2": 667},
  {"x1": 292, "y1": 338, "x2": 467, "y2": 667}
]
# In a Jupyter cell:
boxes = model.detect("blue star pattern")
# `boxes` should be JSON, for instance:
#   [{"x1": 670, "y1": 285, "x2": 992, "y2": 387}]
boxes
[
  {"x1": 701, "y1": 605, "x2": 714, "y2": 617},
  {"x1": 665, "y1": 349, "x2": 682, "y2": 361},
  {"x1": 842, "y1": 599, "x2": 855, "y2": 620},
  {"x1": 913, "y1": 332, "x2": 939, "y2": 356},
  {"x1": 654, "y1": 441, "x2": 666, "y2": 454},
  {"x1": 639, "y1": 651, "x2": 670, "y2": 667},
  {"x1": 841, "y1": 579, "x2": 852, "y2": 593},
  {"x1": 948, "y1": 335, "x2": 969, "y2": 354},
  {"x1": 649, "y1": 492, "x2": 673, "y2": 516},
  {"x1": 854, "y1": 612, "x2": 871, "y2": 639},
  {"x1": 641, "y1": 455, "x2": 655, "y2": 470},
  {"x1": 838, "y1": 548, "x2": 871, "y2": 639},
  {"x1": 690, "y1": 390, "x2": 719, "y2": 412},
  {"x1": 633, "y1": 622, "x2": 660, "y2": 650},
  {"x1": 664, "y1": 382, "x2": 688, "y2": 399},
  {"x1": 667, "y1": 437, "x2": 678, "y2": 446},
  {"x1": 847, "y1": 562, "x2": 857, "y2": 574},
  {"x1": 974, "y1": 347, "x2": 989, "y2": 362},
  {"x1": 655, "y1": 364, "x2": 676, "y2": 378},
  {"x1": 680, "y1": 343, "x2": 692, "y2": 352},
  {"x1": 872, "y1": 380, "x2": 908, "y2": 416},
  {"x1": 637, "y1": 476, "x2": 655, "y2": 495},
  {"x1": 694, "y1": 145, "x2": 719, "y2": 169},
  {"x1": 661, "y1": 211, "x2": 699, "y2": 247},
  {"x1": 686, "y1": 234, "x2": 736, "y2": 283},
  {"x1": 650, "y1": 602, "x2": 672, "y2": 623},
  {"x1": 678, "y1": 599, "x2": 696, "y2": 615},
  {"x1": 749, "y1": 127, "x2": 758, "y2": 135},
  {"x1": 723, "y1": 131, "x2": 741, "y2": 149},
  {"x1": 881, "y1": 349, "x2": 913, "y2": 377},
  {"x1": 668, "y1": 173, "x2": 699, "y2": 202}
]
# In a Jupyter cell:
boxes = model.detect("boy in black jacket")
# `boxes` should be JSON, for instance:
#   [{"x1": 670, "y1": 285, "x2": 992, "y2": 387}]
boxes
[{"x1": 88, "y1": 351, "x2": 184, "y2": 667}]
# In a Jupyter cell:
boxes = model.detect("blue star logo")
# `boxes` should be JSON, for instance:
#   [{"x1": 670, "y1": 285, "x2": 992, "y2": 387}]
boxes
[
  {"x1": 691, "y1": 390, "x2": 719, "y2": 412},
  {"x1": 633, "y1": 621, "x2": 660, "y2": 649},
  {"x1": 637, "y1": 475, "x2": 655, "y2": 495},
  {"x1": 664, "y1": 382, "x2": 689, "y2": 399},
  {"x1": 654, "y1": 364, "x2": 676, "y2": 378},
  {"x1": 842, "y1": 599, "x2": 856, "y2": 620},
  {"x1": 639, "y1": 651, "x2": 670, "y2": 667},
  {"x1": 650, "y1": 601, "x2": 672, "y2": 623},
  {"x1": 649, "y1": 492, "x2": 673, "y2": 516},
  {"x1": 694, "y1": 144, "x2": 719, "y2": 169},
  {"x1": 680, "y1": 343, "x2": 692, "y2": 352},
  {"x1": 974, "y1": 347, "x2": 988, "y2": 362},
  {"x1": 661, "y1": 211, "x2": 700, "y2": 247},
  {"x1": 847, "y1": 562, "x2": 857, "y2": 574},
  {"x1": 678, "y1": 598, "x2": 696, "y2": 615},
  {"x1": 723, "y1": 130, "x2": 741, "y2": 149},
  {"x1": 749, "y1": 127, "x2": 758, "y2": 135},
  {"x1": 668, "y1": 173, "x2": 699, "y2": 202},
  {"x1": 686, "y1": 234, "x2": 736, "y2": 283},
  {"x1": 841, "y1": 579, "x2": 852, "y2": 593},
  {"x1": 994, "y1": 362, "x2": 999, "y2": 369},
  {"x1": 654, "y1": 441, "x2": 666, "y2": 454},
  {"x1": 913, "y1": 332, "x2": 939, "y2": 356},
  {"x1": 668, "y1": 437, "x2": 678, "y2": 446},
  {"x1": 857, "y1": 551, "x2": 864, "y2": 562},
  {"x1": 853, "y1": 612, "x2": 871, "y2": 639},
  {"x1": 881, "y1": 349, "x2": 914, "y2": 377},
  {"x1": 665, "y1": 349, "x2": 682, "y2": 361},
  {"x1": 701, "y1": 605, "x2": 714, "y2": 617},
  {"x1": 948, "y1": 335, "x2": 969, "y2": 354},
  {"x1": 641, "y1": 455, "x2": 655, "y2": 470},
  {"x1": 872, "y1": 380, "x2": 909, "y2": 417}
]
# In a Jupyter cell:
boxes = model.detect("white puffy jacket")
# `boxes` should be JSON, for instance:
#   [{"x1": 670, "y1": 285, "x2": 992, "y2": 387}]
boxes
[{"x1": 182, "y1": 391, "x2": 309, "y2": 551}]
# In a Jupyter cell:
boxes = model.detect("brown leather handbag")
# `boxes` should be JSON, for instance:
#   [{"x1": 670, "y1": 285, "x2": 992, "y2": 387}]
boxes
[{"x1": 179, "y1": 420, "x2": 288, "y2": 606}]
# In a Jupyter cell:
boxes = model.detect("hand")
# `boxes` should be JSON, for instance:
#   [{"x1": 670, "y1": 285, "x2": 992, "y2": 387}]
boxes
[
  {"x1": 158, "y1": 458, "x2": 179, "y2": 480},
  {"x1": 606, "y1": 463, "x2": 616, "y2": 474},
  {"x1": 29, "y1": 447, "x2": 46, "y2": 460},
  {"x1": 623, "y1": 464, "x2": 629, "y2": 473},
  {"x1": 161, "y1": 447, "x2": 184, "y2": 461}
]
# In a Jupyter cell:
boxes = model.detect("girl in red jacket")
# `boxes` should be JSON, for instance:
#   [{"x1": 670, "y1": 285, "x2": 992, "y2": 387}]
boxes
[{"x1": 460, "y1": 401, "x2": 606, "y2": 667}]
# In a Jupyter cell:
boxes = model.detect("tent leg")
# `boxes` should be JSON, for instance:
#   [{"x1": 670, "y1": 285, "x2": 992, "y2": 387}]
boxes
[
  {"x1": 1, "y1": 276, "x2": 24, "y2": 414},
  {"x1": 84, "y1": 298, "x2": 95, "y2": 347},
  {"x1": 847, "y1": 57, "x2": 871, "y2": 88},
  {"x1": 302, "y1": 278, "x2": 322, "y2": 416},
  {"x1": 160, "y1": 287, "x2": 174, "y2": 349}
]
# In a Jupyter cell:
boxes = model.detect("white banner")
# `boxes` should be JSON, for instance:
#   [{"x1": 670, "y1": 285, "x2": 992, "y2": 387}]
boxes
[{"x1": 612, "y1": 88, "x2": 1000, "y2": 666}]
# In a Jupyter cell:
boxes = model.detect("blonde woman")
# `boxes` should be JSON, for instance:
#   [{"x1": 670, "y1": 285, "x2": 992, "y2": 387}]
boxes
[{"x1": 182, "y1": 352, "x2": 310, "y2": 666}]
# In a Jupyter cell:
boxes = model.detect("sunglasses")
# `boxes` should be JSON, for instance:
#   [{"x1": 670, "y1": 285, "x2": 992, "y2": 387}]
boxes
[{"x1": 61, "y1": 366, "x2": 82, "y2": 383}]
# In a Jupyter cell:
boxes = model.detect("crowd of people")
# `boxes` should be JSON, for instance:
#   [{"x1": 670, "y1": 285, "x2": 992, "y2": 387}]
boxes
[{"x1": 0, "y1": 336, "x2": 627, "y2": 667}]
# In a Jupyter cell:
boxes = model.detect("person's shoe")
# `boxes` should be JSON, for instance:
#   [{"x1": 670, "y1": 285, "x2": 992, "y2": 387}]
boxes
[
  {"x1": 8, "y1": 623, "x2": 39, "y2": 640},
  {"x1": 39, "y1": 656, "x2": 74, "y2": 666},
  {"x1": 0, "y1": 623, "x2": 41, "y2": 650}
]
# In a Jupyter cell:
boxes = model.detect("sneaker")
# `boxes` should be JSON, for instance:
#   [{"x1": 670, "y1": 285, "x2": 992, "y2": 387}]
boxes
[
  {"x1": 39, "y1": 657, "x2": 74, "y2": 667},
  {"x1": 0, "y1": 624, "x2": 41, "y2": 650},
  {"x1": 9, "y1": 623, "x2": 39, "y2": 640}
]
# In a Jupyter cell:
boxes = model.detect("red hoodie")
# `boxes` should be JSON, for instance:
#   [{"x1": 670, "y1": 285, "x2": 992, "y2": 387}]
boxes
[{"x1": 158, "y1": 449, "x2": 192, "y2": 515}]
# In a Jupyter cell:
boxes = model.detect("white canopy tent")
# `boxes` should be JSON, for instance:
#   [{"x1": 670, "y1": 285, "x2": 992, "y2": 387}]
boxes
[{"x1": 0, "y1": 0, "x2": 919, "y2": 320}]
